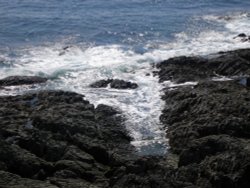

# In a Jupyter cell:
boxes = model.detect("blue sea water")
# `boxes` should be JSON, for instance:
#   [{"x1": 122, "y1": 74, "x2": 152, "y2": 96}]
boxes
[
  {"x1": 0, "y1": 0, "x2": 250, "y2": 155},
  {"x1": 1, "y1": 0, "x2": 250, "y2": 48}
]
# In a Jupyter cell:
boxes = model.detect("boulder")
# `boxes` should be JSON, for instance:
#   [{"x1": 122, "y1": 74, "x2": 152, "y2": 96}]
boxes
[
  {"x1": 90, "y1": 79, "x2": 113, "y2": 88},
  {"x1": 90, "y1": 79, "x2": 138, "y2": 89},
  {"x1": 110, "y1": 79, "x2": 138, "y2": 89}
]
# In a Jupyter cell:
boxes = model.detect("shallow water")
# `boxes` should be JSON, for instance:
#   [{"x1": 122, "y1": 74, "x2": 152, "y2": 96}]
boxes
[{"x1": 0, "y1": 0, "x2": 250, "y2": 155}]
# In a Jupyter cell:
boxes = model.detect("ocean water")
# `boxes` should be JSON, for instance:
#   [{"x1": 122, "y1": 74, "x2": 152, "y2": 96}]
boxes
[{"x1": 0, "y1": 0, "x2": 250, "y2": 155}]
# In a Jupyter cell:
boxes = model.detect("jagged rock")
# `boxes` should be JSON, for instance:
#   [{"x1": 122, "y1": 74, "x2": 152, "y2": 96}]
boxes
[
  {"x1": 0, "y1": 90, "x2": 137, "y2": 187},
  {"x1": 157, "y1": 49, "x2": 250, "y2": 83},
  {"x1": 0, "y1": 76, "x2": 48, "y2": 86},
  {"x1": 90, "y1": 79, "x2": 138, "y2": 89},
  {"x1": 110, "y1": 79, "x2": 138, "y2": 89},
  {"x1": 1, "y1": 48, "x2": 250, "y2": 188},
  {"x1": 158, "y1": 48, "x2": 250, "y2": 187},
  {"x1": 0, "y1": 89, "x2": 176, "y2": 187},
  {"x1": 0, "y1": 170, "x2": 58, "y2": 188},
  {"x1": 90, "y1": 79, "x2": 113, "y2": 88}
]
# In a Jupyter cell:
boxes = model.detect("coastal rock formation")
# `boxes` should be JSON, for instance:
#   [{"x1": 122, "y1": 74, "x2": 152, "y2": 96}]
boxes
[
  {"x1": 234, "y1": 33, "x2": 250, "y2": 42},
  {"x1": 0, "y1": 90, "x2": 174, "y2": 188},
  {"x1": 0, "y1": 90, "x2": 133, "y2": 187},
  {"x1": 90, "y1": 79, "x2": 113, "y2": 88},
  {"x1": 157, "y1": 48, "x2": 250, "y2": 83},
  {"x1": 90, "y1": 79, "x2": 138, "y2": 89},
  {"x1": 0, "y1": 76, "x2": 48, "y2": 86},
  {"x1": 158, "y1": 48, "x2": 250, "y2": 187},
  {"x1": 0, "y1": 48, "x2": 250, "y2": 188}
]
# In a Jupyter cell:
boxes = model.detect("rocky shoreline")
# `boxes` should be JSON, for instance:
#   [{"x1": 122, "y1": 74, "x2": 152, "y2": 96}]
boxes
[
  {"x1": 0, "y1": 48, "x2": 250, "y2": 187},
  {"x1": 157, "y1": 48, "x2": 250, "y2": 187}
]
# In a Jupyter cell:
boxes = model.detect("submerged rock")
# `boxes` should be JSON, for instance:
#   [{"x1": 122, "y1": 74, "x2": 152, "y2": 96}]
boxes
[
  {"x1": 0, "y1": 76, "x2": 48, "y2": 86},
  {"x1": 90, "y1": 79, "x2": 138, "y2": 89}
]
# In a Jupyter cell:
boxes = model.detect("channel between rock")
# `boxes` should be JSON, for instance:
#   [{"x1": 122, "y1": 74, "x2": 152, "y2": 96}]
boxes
[{"x1": 0, "y1": 48, "x2": 250, "y2": 187}]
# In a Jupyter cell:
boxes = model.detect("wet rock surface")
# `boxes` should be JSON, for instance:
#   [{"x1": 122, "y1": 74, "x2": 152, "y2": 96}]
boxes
[
  {"x1": 158, "y1": 48, "x2": 250, "y2": 187},
  {"x1": 0, "y1": 76, "x2": 48, "y2": 87},
  {"x1": 157, "y1": 48, "x2": 250, "y2": 83},
  {"x1": 90, "y1": 79, "x2": 138, "y2": 89},
  {"x1": 233, "y1": 33, "x2": 250, "y2": 42},
  {"x1": 1, "y1": 48, "x2": 250, "y2": 188},
  {"x1": 0, "y1": 90, "x2": 174, "y2": 188}
]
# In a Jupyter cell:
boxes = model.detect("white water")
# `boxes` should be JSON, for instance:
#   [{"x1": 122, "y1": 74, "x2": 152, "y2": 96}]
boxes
[{"x1": 0, "y1": 12, "x2": 250, "y2": 155}]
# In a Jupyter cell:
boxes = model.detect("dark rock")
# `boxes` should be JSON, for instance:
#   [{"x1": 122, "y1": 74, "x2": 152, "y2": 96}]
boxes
[
  {"x1": 157, "y1": 56, "x2": 208, "y2": 83},
  {"x1": 0, "y1": 90, "x2": 174, "y2": 188},
  {"x1": 95, "y1": 104, "x2": 119, "y2": 117},
  {"x1": 0, "y1": 76, "x2": 48, "y2": 86},
  {"x1": 157, "y1": 49, "x2": 250, "y2": 83},
  {"x1": 0, "y1": 170, "x2": 58, "y2": 188},
  {"x1": 0, "y1": 90, "x2": 140, "y2": 187},
  {"x1": 233, "y1": 33, "x2": 250, "y2": 42},
  {"x1": 90, "y1": 79, "x2": 113, "y2": 88},
  {"x1": 1, "y1": 48, "x2": 250, "y2": 188},
  {"x1": 0, "y1": 139, "x2": 53, "y2": 178},
  {"x1": 110, "y1": 79, "x2": 138, "y2": 89},
  {"x1": 158, "y1": 48, "x2": 250, "y2": 187},
  {"x1": 237, "y1": 33, "x2": 247, "y2": 38},
  {"x1": 90, "y1": 79, "x2": 138, "y2": 89},
  {"x1": 108, "y1": 156, "x2": 175, "y2": 188}
]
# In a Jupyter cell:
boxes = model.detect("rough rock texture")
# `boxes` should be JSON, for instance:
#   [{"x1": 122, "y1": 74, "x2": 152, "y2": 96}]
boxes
[
  {"x1": 158, "y1": 48, "x2": 250, "y2": 188},
  {"x1": 157, "y1": 48, "x2": 250, "y2": 83},
  {"x1": 0, "y1": 90, "x2": 174, "y2": 188},
  {"x1": 90, "y1": 79, "x2": 114, "y2": 88},
  {"x1": 0, "y1": 76, "x2": 48, "y2": 86},
  {"x1": 90, "y1": 79, "x2": 138, "y2": 89},
  {"x1": 1, "y1": 48, "x2": 250, "y2": 188}
]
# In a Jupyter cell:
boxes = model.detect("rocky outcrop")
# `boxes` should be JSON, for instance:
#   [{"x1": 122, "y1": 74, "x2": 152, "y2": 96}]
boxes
[
  {"x1": 1, "y1": 48, "x2": 250, "y2": 188},
  {"x1": 90, "y1": 79, "x2": 138, "y2": 89},
  {"x1": 158, "y1": 48, "x2": 250, "y2": 187},
  {"x1": 234, "y1": 33, "x2": 250, "y2": 42},
  {"x1": 157, "y1": 48, "x2": 250, "y2": 83},
  {"x1": 0, "y1": 90, "x2": 132, "y2": 187},
  {"x1": 0, "y1": 76, "x2": 48, "y2": 86},
  {"x1": 0, "y1": 90, "x2": 174, "y2": 188}
]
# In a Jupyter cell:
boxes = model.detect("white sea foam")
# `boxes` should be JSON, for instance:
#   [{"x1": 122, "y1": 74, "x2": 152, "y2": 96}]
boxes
[
  {"x1": 203, "y1": 12, "x2": 250, "y2": 37},
  {"x1": 162, "y1": 81, "x2": 198, "y2": 88},
  {"x1": 0, "y1": 43, "x2": 167, "y2": 155},
  {"x1": 0, "y1": 12, "x2": 250, "y2": 155}
]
